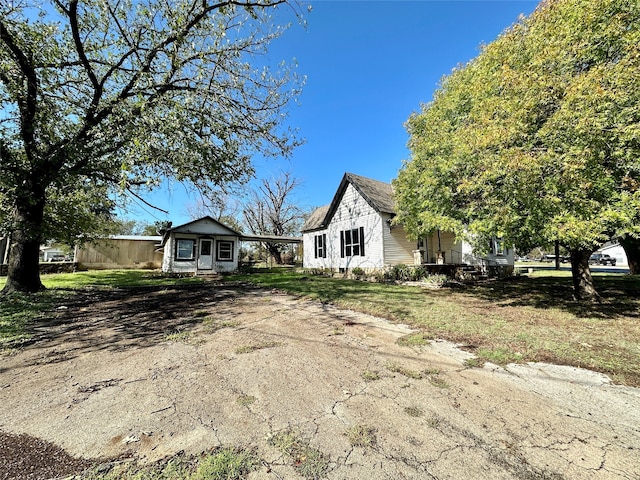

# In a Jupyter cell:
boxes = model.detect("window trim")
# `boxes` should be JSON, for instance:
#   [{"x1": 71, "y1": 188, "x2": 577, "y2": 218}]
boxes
[
  {"x1": 314, "y1": 233, "x2": 327, "y2": 259},
  {"x1": 216, "y1": 240, "x2": 234, "y2": 262},
  {"x1": 175, "y1": 238, "x2": 196, "y2": 261},
  {"x1": 340, "y1": 227, "x2": 365, "y2": 258}
]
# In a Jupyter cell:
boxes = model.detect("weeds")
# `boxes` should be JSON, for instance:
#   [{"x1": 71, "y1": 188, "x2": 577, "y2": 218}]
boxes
[
  {"x1": 236, "y1": 395, "x2": 256, "y2": 407},
  {"x1": 329, "y1": 326, "x2": 345, "y2": 336},
  {"x1": 463, "y1": 357, "x2": 485, "y2": 368},
  {"x1": 81, "y1": 447, "x2": 258, "y2": 480},
  {"x1": 203, "y1": 318, "x2": 240, "y2": 332},
  {"x1": 268, "y1": 429, "x2": 329, "y2": 479},
  {"x1": 346, "y1": 424, "x2": 376, "y2": 448},
  {"x1": 361, "y1": 370, "x2": 380, "y2": 381},
  {"x1": 477, "y1": 347, "x2": 524, "y2": 365},
  {"x1": 404, "y1": 406, "x2": 424, "y2": 417},
  {"x1": 397, "y1": 332, "x2": 431, "y2": 347},
  {"x1": 386, "y1": 362, "x2": 423, "y2": 380},
  {"x1": 164, "y1": 331, "x2": 193, "y2": 343},
  {"x1": 426, "y1": 415, "x2": 441, "y2": 428},
  {"x1": 191, "y1": 447, "x2": 259, "y2": 480}
]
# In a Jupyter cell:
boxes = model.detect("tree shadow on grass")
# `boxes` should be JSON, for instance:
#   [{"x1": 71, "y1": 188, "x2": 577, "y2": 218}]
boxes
[
  {"x1": 456, "y1": 275, "x2": 640, "y2": 320},
  {"x1": 1, "y1": 283, "x2": 244, "y2": 371}
]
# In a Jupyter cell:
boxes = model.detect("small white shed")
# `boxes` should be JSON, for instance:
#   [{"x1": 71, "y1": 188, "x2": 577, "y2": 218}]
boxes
[{"x1": 161, "y1": 217, "x2": 240, "y2": 274}]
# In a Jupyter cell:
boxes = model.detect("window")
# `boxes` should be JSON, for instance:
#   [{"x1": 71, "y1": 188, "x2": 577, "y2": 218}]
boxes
[
  {"x1": 176, "y1": 239, "x2": 195, "y2": 260},
  {"x1": 200, "y1": 240, "x2": 211, "y2": 256},
  {"x1": 340, "y1": 227, "x2": 365, "y2": 258},
  {"x1": 217, "y1": 240, "x2": 234, "y2": 261},
  {"x1": 314, "y1": 234, "x2": 327, "y2": 258},
  {"x1": 493, "y1": 237, "x2": 506, "y2": 255}
]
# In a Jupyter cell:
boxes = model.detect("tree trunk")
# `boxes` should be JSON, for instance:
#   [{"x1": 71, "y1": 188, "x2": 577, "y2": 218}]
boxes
[
  {"x1": 266, "y1": 243, "x2": 284, "y2": 265},
  {"x1": 569, "y1": 248, "x2": 599, "y2": 301},
  {"x1": 2, "y1": 193, "x2": 46, "y2": 294},
  {"x1": 619, "y1": 235, "x2": 640, "y2": 275}
]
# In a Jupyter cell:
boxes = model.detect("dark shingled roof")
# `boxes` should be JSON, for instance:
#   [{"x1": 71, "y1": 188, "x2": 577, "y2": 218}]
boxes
[
  {"x1": 345, "y1": 173, "x2": 395, "y2": 214},
  {"x1": 301, "y1": 204, "x2": 330, "y2": 232},
  {"x1": 302, "y1": 173, "x2": 396, "y2": 232}
]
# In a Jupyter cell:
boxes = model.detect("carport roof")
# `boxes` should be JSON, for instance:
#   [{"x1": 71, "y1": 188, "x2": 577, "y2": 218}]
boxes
[{"x1": 240, "y1": 234, "x2": 301, "y2": 244}]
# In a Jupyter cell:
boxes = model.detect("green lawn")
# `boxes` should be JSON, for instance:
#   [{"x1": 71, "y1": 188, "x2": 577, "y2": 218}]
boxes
[
  {"x1": 228, "y1": 269, "x2": 640, "y2": 386},
  {"x1": 0, "y1": 270, "x2": 203, "y2": 346},
  {"x1": 1, "y1": 268, "x2": 639, "y2": 386}
]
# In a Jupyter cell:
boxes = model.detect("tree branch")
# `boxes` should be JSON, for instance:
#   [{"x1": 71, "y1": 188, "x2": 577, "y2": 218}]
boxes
[{"x1": 0, "y1": 18, "x2": 38, "y2": 162}]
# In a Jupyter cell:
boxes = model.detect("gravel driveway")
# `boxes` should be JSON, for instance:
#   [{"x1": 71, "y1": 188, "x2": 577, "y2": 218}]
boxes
[{"x1": 1, "y1": 283, "x2": 639, "y2": 479}]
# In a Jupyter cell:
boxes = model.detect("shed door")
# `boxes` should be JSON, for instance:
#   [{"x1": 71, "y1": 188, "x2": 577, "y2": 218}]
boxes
[{"x1": 197, "y1": 239, "x2": 213, "y2": 270}]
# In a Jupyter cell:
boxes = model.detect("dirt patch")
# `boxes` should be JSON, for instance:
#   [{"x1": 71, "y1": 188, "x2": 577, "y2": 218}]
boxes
[{"x1": 1, "y1": 283, "x2": 639, "y2": 479}]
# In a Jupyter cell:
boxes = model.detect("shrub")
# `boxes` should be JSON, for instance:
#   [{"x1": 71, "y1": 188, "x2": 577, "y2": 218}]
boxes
[
  {"x1": 422, "y1": 274, "x2": 448, "y2": 288},
  {"x1": 351, "y1": 267, "x2": 365, "y2": 279}
]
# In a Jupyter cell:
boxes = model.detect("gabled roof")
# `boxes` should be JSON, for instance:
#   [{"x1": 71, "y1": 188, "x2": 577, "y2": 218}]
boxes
[
  {"x1": 301, "y1": 205, "x2": 330, "y2": 232},
  {"x1": 160, "y1": 216, "x2": 241, "y2": 246},
  {"x1": 302, "y1": 173, "x2": 396, "y2": 232},
  {"x1": 168, "y1": 216, "x2": 242, "y2": 236}
]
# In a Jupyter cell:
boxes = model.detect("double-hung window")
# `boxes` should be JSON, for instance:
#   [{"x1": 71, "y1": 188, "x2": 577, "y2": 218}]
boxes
[
  {"x1": 492, "y1": 237, "x2": 506, "y2": 256},
  {"x1": 217, "y1": 240, "x2": 234, "y2": 261},
  {"x1": 314, "y1": 234, "x2": 327, "y2": 258},
  {"x1": 176, "y1": 239, "x2": 196, "y2": 260},
  {"x1": 340, "y1": 227, "x2": 365, "y2": 258}
]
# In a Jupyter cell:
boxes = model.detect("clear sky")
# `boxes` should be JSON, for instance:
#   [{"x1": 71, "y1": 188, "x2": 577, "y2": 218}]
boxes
[{"x1": 131, "y1": 0, "x2": 540, "y2": 227}]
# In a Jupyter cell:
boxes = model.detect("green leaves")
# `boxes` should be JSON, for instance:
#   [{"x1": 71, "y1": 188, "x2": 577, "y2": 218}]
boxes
[{"x1": 395, "y1": 0, "x2": 640, "y2": 254}]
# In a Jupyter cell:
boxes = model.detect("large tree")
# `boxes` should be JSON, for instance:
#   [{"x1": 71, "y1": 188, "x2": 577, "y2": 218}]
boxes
[
  {"x1": 0, "y1": 0, "x2": 303, "y2": 293},
  {"x1": 394, "y1": 0, "x2": 640, "y2": 300},
  {"x1": 186, "y1": 188, "x2": 244, "y2": 232},
  {"x1": 242, "y1": 170, "x2": 303, "y2": 264}
]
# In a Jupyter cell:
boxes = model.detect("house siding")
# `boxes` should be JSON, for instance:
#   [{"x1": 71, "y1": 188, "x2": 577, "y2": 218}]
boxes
[
  {"x1": 381, "y1": 214, "x2": 415, "y2": 266},
  {"x1": 77, "y1": 237, "x2": 162, "y2": 269},
  {"x1": 302, "y1": 173, "x2": 514, "y2": 274},
  {"x1": 303, "y1": 184, "x2": 386, "y2": 270},
  {"x1": 162, "y1": 218, "x2": 239, "y2": 274},
  {"x1": 461, "y1": 237, "x2": 514, "y2": 267}
]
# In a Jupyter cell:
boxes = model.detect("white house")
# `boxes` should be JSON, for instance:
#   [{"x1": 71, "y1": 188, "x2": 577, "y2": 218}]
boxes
[
  {"x1": 160, "y1": 217, "x2": 241, "y2": 274},
  {"x1": 160, "y1": 216, "x2": 302, "y2": 274},
  {"x1": 302, "y1": 173, "x2": 514, "y2": 274},
  {"x1": 597, "y1": 241, "x2": 628, "y2": 266}
]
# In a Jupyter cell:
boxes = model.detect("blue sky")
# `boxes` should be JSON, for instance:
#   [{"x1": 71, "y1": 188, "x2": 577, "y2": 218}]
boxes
[{"x1": 133, "y1": 0, "x2": 540, "y2": 227}]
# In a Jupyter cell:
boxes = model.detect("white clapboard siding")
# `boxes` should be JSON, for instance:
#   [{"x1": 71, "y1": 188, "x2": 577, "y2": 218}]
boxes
[{"x1": 381, "y1": 214, "x2": 416, "y2": 266}]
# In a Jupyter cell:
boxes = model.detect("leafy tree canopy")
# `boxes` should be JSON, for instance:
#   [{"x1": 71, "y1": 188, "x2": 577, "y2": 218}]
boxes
[
  {"x1": 0, "y1": 0, "x2": 305, "y2": 292},
  {"x1": 394, "y1": 0, "x2": 640, "y2": 299}
]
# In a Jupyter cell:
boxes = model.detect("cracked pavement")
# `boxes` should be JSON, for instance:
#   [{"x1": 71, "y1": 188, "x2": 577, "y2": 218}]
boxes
[{"x1": 0, "y1": 284, "x2": 638, "y2": 479}]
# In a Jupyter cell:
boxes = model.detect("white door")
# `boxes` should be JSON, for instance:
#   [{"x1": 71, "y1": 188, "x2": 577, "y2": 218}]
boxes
[{"x1": 197, "y1": 239, "x2": 213, "y2": 270}]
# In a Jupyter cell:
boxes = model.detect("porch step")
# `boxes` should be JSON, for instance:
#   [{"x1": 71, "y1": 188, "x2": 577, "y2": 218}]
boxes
[{"x1": 195, "y1": 271, "x2": 222, "y2": 280}]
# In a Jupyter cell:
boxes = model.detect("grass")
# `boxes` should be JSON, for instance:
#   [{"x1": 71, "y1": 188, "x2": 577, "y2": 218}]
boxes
[
  {"x1": 404, "y1": 406, "x2": 424, "y2": 417},
  {"x1": 80, "y1": 447, "x2": 259, "y2": 479},
  {"x1": 0, "y1": 291, "x2": 62, "y2": 346},
  {"x1": 203, "y1": 317, "x2": 240, "y2": 332},
  {"x1": 397, "y1": 332, "x2": 432, "y2": 347},
  {"x1": 268, "y1": 429, "x2": 329, "y2": 479},
  {"x1": 2, "y1": 268, "x2": 639, "y2": 386},
  {"x1": 228, "y1": 269, "x2": 640, "y2": 386},
  {"x1": 361, "y1": 370, "x2": 381, "y2": 381},
  {"x1": 236, "y1": 395, "x2": 256, "y2": 407},
  {"x1": 345, "y1": 424, "x2": 376, "y2": 448},
  {"x1": 164, "y1": 330, "x2": 194, "y2": 343},
  {"x1": 0, "y1": 270, "x2": 206, "y2": 349},
  {"x1": 386, "y1": 362, "x2": 423, "y2": 380}
]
